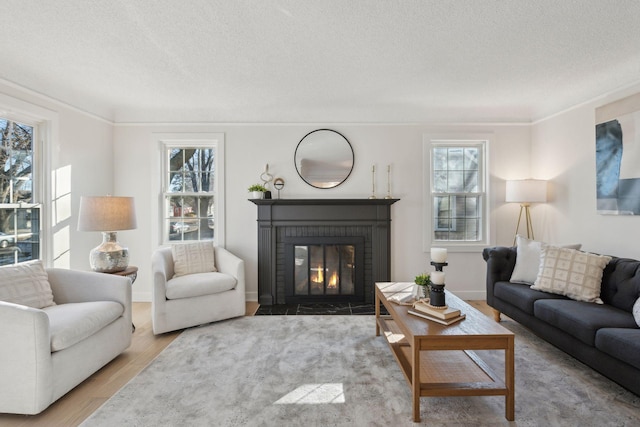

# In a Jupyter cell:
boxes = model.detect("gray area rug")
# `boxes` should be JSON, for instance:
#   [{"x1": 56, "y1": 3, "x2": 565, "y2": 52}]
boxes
[{"x1": 82, "y1": 316, "x2": 640, "y2": 426}]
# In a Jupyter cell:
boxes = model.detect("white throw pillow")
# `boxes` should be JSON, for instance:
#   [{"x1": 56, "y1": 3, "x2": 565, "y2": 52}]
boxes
[
  {"x1": 172, "y1": 242, "x2": 217, "y2": 277},
  {"x1": 531, "y1": 245, "x2": 611, "y2": 303},
  {"x1": 633, "y1": 297, "x2": 640, "y2": 328},
  {"x1": 510, "y1": 235, "x2": 582, "y2": 284},
  {"x1": 0, "y1": 260, "x2": 55, "y2": 308}
]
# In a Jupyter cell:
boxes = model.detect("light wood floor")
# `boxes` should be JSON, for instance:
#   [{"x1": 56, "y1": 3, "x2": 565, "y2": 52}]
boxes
[{"x1": 0, "y1": 300, "x2": 491, "y2": 426}]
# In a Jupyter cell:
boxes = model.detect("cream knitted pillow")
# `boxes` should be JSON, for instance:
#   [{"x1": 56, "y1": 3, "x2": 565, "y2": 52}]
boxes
[
  {"x1": 532, "y1": 246, "x2": 611, "y2": 303},
  {"x1": 0, "y1": 260, "x2": 55, "y2": 308},
  {"x1": 172, "y1": 242, "x2": 217, "y2": 277}
]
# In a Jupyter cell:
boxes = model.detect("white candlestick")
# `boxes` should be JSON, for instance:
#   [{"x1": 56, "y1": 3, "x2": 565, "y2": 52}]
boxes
[
  {"x1": 431, "y1": 248, "x2": 447, "y2": 263},
  {"x1": 431, "y1": 271, "x2": 445, "y2": 284}
]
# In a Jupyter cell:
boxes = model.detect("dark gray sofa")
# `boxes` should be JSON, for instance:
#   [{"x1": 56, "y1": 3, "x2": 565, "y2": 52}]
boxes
[{"x1": 483, "y1": 246, "x2": 640, "y2": 395}]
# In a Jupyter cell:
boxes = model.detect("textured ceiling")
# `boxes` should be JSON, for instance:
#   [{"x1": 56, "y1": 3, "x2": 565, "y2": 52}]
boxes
[{"x1": 1, "y1": 0, "x2": 640, "y2": 123}]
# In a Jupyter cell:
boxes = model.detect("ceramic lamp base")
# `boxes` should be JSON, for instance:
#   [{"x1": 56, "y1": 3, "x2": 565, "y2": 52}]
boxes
[{"x1": 90, "y1": 231, "x2": 129, "y2": 273}]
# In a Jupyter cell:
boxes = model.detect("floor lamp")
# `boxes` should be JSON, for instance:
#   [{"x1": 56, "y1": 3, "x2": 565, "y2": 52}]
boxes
[{"x1": 505, "y1": 179, "x2": 547, "y2": 245}]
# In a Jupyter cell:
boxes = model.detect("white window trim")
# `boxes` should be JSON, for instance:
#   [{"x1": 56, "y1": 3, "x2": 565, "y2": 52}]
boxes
[
  {"x1": 153, "y1": 133, "x2": 225, "y2": 247},
  {"x1": 422, "y1": 133, "x2": 493, "y2": 253},
  {"x1": 0, "y1": 93, "x2": 56, "y2": 266}
]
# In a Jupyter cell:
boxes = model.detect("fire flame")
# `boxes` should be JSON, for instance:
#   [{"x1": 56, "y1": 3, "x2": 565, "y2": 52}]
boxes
[{"x1": 311, "y1": 265, "x2": 338, "y2": 289}]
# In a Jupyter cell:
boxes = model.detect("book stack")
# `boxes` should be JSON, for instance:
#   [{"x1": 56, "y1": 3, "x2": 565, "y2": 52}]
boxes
[{"x1": 408, "y1": 300, "x2": 465, "y2": 325}]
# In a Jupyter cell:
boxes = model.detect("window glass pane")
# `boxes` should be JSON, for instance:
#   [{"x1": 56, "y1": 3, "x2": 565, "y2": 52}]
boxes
[
  {"x1": 433, "y1": 171, "x2": 447, "y2": 192},
  {"x1": 465, "y1": 196, "x2": 478, "y2": 216},
  {"x1": 433, "y1": 147, "x2": 448, "y2": 170},
  {"x1": 463, "y1": 171, "x2": 478, "y2": 192},
  {"x1": 447, "y1": 147, "x2": 463, "y2": 170},
  {"x1": 464, "y1": 147, "x2": 478, "y2": 170},
  {"x1": 447, "y1": 171, "x2": 464, "y2": 192}
]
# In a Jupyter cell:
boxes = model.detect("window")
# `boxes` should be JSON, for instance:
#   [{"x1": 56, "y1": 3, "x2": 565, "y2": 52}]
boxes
[
  {"x1": 161, "y1": 137, "x2": 224, "y2": 245},
  {"x1": 424, "y1": 137, "x2": 489, "y2": 248},
  {"x1": 0, "y1": 118, "x2": 41, "y2": 266}
]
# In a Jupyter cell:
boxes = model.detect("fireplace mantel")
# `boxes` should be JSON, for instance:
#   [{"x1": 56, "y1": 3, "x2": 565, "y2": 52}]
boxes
[{"x1": 250, "y1": 198, "x2": 399, "y2": 305}]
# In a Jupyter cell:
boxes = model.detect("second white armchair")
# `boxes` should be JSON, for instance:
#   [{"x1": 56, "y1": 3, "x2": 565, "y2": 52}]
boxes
[{"x1": 151, "y1": 245, "x2": 245, "y2": 335}]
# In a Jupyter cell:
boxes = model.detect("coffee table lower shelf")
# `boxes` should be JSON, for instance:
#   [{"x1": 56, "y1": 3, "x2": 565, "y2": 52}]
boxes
[{"x1": 378, "y1": 316, "x2": 511, "y2": 419}]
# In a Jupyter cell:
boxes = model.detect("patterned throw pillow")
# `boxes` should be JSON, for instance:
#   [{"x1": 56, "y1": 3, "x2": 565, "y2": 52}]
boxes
[
  {"x1": 633, "y1": 297, "x2": 640, "y2": 328},
  {"x1": 172, "y1": 242, "x2": 217, "y2": 278},
  {"x1": 531, "y1": 246, "x2": 611, "y2": 303},
  {"x1": 510, "y1": 235, "x2": 582, "y2": 284},
  {"x1": 0, "y1": 260, "x2": 55, "y2": 308}
]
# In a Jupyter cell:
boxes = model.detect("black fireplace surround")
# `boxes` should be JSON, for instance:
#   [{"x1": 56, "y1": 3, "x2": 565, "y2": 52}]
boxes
[{"x1": 251, "y1": 199, "x2": 399, "y2": 305}]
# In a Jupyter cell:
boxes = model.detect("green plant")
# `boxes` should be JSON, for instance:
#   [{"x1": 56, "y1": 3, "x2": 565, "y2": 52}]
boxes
[
  {"x1": 248, "y1": 184, "x2": 267, "y2": 192},
  {"x1": 414, "y1": 273, "x2": 431, "y2": 287}
]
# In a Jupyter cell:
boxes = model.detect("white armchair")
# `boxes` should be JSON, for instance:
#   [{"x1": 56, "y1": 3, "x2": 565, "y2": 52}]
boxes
[
  {"x1": 151, "y1": 246, "x2": 246, "y2": 335},
  {"x1": 0, "y1": 267, "x2": 132, "y2": 415}
]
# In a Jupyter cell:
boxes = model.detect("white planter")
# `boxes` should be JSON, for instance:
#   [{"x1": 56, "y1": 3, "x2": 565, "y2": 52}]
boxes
[{"x1": 250, "y1": 191, "x2": 264, "y2": 199}]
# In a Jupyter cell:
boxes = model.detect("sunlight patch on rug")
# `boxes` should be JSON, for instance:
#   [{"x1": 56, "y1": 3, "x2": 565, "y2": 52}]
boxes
[{"x1": 274, "y1": 383, "x2": 345, "y2": 404}]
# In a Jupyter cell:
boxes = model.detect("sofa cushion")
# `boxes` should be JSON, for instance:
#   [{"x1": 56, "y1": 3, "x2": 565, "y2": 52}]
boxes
[
  {"x1": 532, "y1": 246, "x2": 611, "y2": 303},
  {"x1": 595, "y1": 328, "x2": 640, "y2": 370},
  {"x1": 166, "y1": 272, "x2": 237, "y2": 300},
  {"x1": 494, "y1": 281, "x2": 568, "y2": 315},
  {"x1": 534, "y1": 299, "x2": 637, "y2": 346},
  {"x1": 172, "y1": 242, "x2": 217, "y2": 277},
  {"x1": 599, "y1": 257, "x2": 640, "y2": 312},
  {"x1": 510, "y1": 235, "x2": 581, "y2": 284},
  {"x1": 0, "y1": 260, "x2": 55, "y2": 309},
  {"x1": 43, "y1": 301, "x2": 124, "y2": 352}
]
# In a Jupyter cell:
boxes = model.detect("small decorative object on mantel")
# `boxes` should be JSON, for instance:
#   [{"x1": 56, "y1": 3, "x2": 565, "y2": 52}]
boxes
[
  {"x1": 248, "y1": 184, "x2": 267, "y2": 199},
  {"x1": 273, "y1": 178, "x2": 285, "y2": 199},
  {"x1": 385, "y1": 164, "x2": 393, "y2": 199},
  {"x1": 260, "y1": 164, "x2": 274, "y2": 199},
  {"x1": 369, "y1": 165, "x2": 377, "y2": 199}
]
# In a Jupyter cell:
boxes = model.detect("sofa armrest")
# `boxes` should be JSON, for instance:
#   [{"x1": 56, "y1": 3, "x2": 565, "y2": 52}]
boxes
[
  {"x1": 46, "y1": 268, "x2": 132, "y2": 329},
  {"x1": 482, "y1": 246, "x2": 517, "y2": 307},
  {"x1": 0, "y1": 301, "x2": 53, "y2": 414},
  {"x1": 216, "y1": 246, "x2": 246, "y2": 293}
]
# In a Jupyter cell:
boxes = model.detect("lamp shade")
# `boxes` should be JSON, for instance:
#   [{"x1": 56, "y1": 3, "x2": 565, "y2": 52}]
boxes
[
  {"x1": 78, "y1": 196, "x2": 137, "y2": 232},
  {"x1": 505, "y1": 180, "x2": 547, "y2": 203}
]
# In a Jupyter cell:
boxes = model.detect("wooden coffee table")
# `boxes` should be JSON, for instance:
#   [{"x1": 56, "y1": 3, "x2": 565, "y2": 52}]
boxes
[{"x1": 375, "y1": 282, "x2": 515, "y2": 422}]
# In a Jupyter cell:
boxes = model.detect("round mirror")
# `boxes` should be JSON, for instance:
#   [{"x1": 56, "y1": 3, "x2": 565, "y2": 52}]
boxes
[{"x1": 294, "y1": 129, "x2": 354, "y2": 189}]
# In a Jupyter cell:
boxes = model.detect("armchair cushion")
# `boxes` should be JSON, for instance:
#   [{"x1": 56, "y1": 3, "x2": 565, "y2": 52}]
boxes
[
  {"x1": 43, "y1": 301, "x2": 124, "y2": 352},
  {"x1": 172, "y1": 241, "x2": 217, "y2": 277},
  {"x1": 166, "y1": 272, "x2": 237, "y2": 300},
  {"x1": 0, "y1": 260, "x2": 55, "y2": 308}
]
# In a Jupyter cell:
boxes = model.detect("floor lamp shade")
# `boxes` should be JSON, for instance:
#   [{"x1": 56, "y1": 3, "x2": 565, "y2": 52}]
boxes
[
  {"x1": 505, "y1": 180, "x2": 547, "y2": 243},
  {"x1": 505, "y1": 180, "x2": 547, "y2": 204},
  {"x1": 78, "y1": 196, "x2": 137, "y2": 273}
]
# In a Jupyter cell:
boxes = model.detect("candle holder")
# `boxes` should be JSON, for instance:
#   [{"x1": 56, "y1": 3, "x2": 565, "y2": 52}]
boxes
[
  {"x1": 429, "y1": 284, "x2": 446, "y2": 307},
  {"x1": 429, "y1": 261, "x2": 448, "y2": 307},
  {"x1": 430, "y1": 261, "x2": 448, "y2": 272}
]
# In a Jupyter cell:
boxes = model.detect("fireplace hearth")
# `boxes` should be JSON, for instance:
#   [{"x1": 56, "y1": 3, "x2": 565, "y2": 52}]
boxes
[{"x1": 251, "y1": 199, "x2": 398, "y2": 305}]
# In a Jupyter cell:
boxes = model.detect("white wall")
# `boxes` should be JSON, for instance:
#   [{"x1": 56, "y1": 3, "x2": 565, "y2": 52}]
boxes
[
  {"x1": 114, "y1": 123, "x2": 530, "y2": 302},
  {"x1": 0, "y1": 82, "x2": 113, "y2": 271},
  {"x1": 531, "y1": 82, "x2": 640, "y2": 260}
]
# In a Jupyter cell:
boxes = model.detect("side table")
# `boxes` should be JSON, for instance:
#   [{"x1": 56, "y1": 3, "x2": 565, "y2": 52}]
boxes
[{"x1": 109, "y1": 266, "x2": 138, "y2": 332}]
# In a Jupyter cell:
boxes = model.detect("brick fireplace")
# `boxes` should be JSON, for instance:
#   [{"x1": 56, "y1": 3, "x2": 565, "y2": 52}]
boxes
[{"x1": 251, "y1": 199, "x2": 398, "y2": 305}]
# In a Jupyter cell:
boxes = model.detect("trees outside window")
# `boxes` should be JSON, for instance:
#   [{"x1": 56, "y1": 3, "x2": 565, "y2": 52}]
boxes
[{"x1": 0, "y1": 118, "x2": 40, "y2": 266}]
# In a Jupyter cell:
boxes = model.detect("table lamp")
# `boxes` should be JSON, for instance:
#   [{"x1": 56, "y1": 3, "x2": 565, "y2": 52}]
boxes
[
  {"x1": 78, "y1": 196, "x2": 137, "y2": 273},
  {"x1": 505, "y1": 179, "x2": 547, "y2": 244}
]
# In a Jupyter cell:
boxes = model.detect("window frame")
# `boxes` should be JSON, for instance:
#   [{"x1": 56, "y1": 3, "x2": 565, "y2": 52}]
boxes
[
  {"x1": 0, "y1": 113, "x2": 46, "y2": 266},
  {"x1": 158, "y1": 134, "x2": 225, "y2": 246},
  {"x1": 423, "y1": 134, "x2": 491, "y2": 253}
]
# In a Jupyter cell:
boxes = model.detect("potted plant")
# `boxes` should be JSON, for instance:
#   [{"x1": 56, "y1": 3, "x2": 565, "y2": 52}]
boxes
[
  {"x1": 248, "y1": 184, "x2": 267, "y2": 199},
  {"x1": 414, "y1": 273, "x2": 431, "y2": 299}
]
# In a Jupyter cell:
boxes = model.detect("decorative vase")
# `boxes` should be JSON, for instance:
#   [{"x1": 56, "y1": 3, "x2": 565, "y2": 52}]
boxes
[
  {"x1": 250, "y1": 191, "x2": 264, "y2": 199},
  {"x1": 417, "y1": 284, "x2": 429, "y2": 299}
]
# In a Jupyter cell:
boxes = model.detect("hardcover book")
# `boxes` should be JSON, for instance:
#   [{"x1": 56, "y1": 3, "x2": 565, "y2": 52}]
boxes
[
  {"x1": 408, "y1": 309, "x2": 466, "y2": 326},
  {"x1": 412, "y1": 300, "x2": 461, "y2": 319}
]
